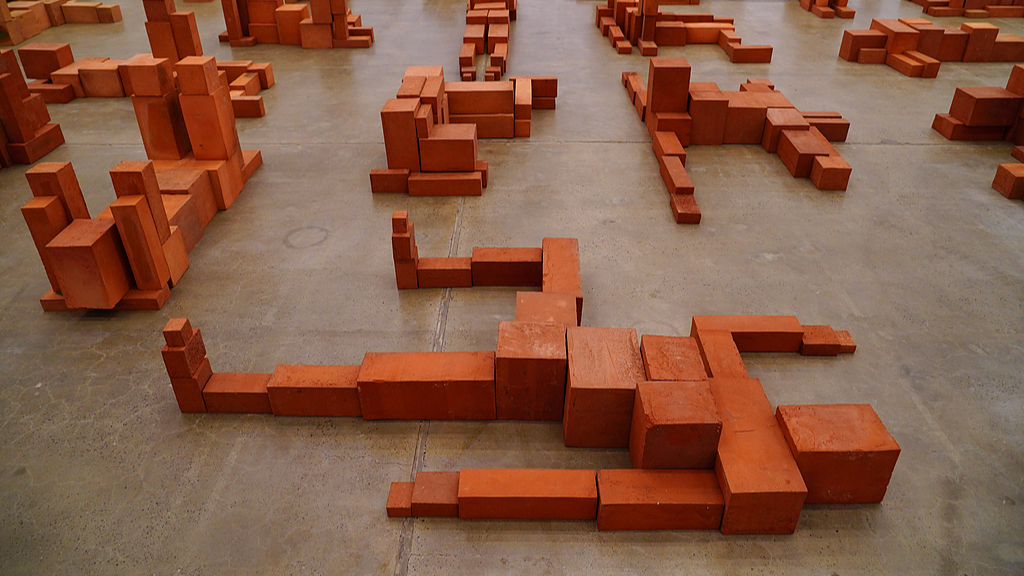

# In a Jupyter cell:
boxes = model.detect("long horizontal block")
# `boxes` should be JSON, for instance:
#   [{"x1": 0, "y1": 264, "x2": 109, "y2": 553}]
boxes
[
  {"x1": 357, "y1": 351, "x2": 496, "y2": 419},
  {"x1": 597, "y1": 469, "x2": 724, "y2": 530},
  {"x1": 457, "y1": 469, "x2": 598, "y2": 520}
]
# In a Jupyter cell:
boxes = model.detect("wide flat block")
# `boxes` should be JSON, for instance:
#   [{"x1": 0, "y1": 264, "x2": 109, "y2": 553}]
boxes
[
  {"x1": 776, "y1": 404, "x2": 900, "y2": 504},
  {"x1": 948, "y1": 87, "x2": 1022, "y2": 127},
  {"x1": 597, "y1": 469, "x2": 724, "y2": 530},
  {"x1": 266, "y1": 364, "x2": 361, "y2": 417},
  {"x1": 357, "y1": 351, "x2": 496, "y2": 420},
  {"x1": 419, "y1": 123, "x2": 477, "y2": 172},
  {"x1": 709, "y1": 377, "x2": 807, "y2": 535},
  {"x1": 445, "y1": 81, "x2": 514, "y2": 115},
  {"x1": 458, "y1": 469, "x2": 598, "y2": 519},
  {"x1": 564, "y1": 327, "x2": 645, "y2": 448},
  {"x1": 202, "y1": 373, "x2": 273, "y2": 413}
]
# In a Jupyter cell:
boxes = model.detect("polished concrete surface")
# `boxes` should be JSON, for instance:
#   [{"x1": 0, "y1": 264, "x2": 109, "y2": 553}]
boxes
[{"x1": 1, "y1": 0, "x2": 1023, "y2": 573}]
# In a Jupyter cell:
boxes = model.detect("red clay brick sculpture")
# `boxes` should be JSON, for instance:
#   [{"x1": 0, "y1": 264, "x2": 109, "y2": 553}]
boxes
[
  {"x1": 905, "y1": 0, "x2": 1024, "y2": 19},
  {"x1": 840, "y1": 19, "x2": 1024, "y2": 78},
  {"x1": 0, "y1": 0, "x2": 121, "y2": 47},
  {"x1": 218, "y1": 0, "x2": 372, "y2": 49},
  {"x1": 595, "y1": 0, "x2": 772, "y2": 62},
  {"x1": 0, "y1": 48, "x2": 64, "y2": 166},
  {"x1": 460, "y1": 0, "x2": 516, "y2": 81}
]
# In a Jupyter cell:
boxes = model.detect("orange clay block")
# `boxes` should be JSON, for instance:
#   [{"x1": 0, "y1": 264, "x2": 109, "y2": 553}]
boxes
[
  {"x1": 640, "y1": 334, "x2": 707, "y2": 381},
  {"x1": 597, "y1": 469, "x2": 724, "y2": 530},
  {"x1": 541, "y1": 238, "x2": 583, "y2": 323},
  {"x1": 514, "y1": 291, "x2": 579, "y2": 327},
  {"x1": 470, "y1": 247, "x2": 542, "y2": 286},
  {"x1": 387, "y1": 482, "x2": 414, "y2": 517},
  {"x1": 45, "y1": 218, "x2": 131, "y2": 309},
  {"x1": 710, "y1": 377, "x2": 807, "y2": 534},
  {"x1": 21, "y1": 195, "x2": 70, "y2": 292},
  {"x1": 776, "y1": 404, "x2": 900, "y2": 504},
  {"x1": 266, "y1": 364, "x2": 362, "y2": 417},
  {"x1": 495, "y1": 321, "x2": 567, "y2": 421},
  {"x1": 629, "y1": 380, "x2": 721, "y2": 469},
  {"x1": 417, "y1": 257, "x2": 472, "y2": 288},
  {"x1": 202, "y1": 373, "x2": 273, "y2": 413},
  {"x1": 356, "y1": 351, "x2": 496, "y2": 420},
  {"x1": 564, "y1": 327, "x2": 645, "y2": 448},
  {"x1": 691, "y1": 315, "x2": 804, "y2": 352},
  {"x1": 25, "y1": 161, "x2": 89, "y2": 220},
  {"x1": 411, "y1": 471, "x2": 460, "y2": 517},
  {"x1": 457, "y1": 469, "x2": 598, "y2": 520},
  {"x1": 407, "y1": 172, "x2": 483, "y2": 196}
]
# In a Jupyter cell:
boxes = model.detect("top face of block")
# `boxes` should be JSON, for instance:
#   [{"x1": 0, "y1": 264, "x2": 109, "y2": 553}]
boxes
[
  {"x1": 404, "y1": 65, "x2": 444, "y2": 80},
  {"x1": 637, "y1": 380, "x2": 720, "y2": 427},
  {"x1": 162, "y1": 317, "x2": 194, "y2": 347},
  {"x1": 427, "y1": 123, "x2": 477, "y2": 141},
  {"x1": 776, "y1": 404, "x2": 900, "y2": 455},
  {"x1": 46, "y1": 217, "x2": 115, "y2": 248},
  {"x1": 203, "y1": 373, "x2": 273, "y2": 394},
  {"x1": 458, "y1": 469, "x2": 597, "y2": 499},
  {"x1": 382, "y1": 98, "x2": 420, "y2": 114},
  {"x1": 566, "y1": 327, "x2": 644, "y2": 390},
  {"x1": 597, "y1": 469, "x2": 724, "y2": 506},
  {"x1": 357, "y1": 351, "x2": 495, "y2": 384},
  {"x1": 514, "y1": 291, "x2": 578, "y2": 326},
  {"x1": 392, "y1": 210, "x2": 409, "y2": 233},
  {"x1": 266, "y1": 364, "x2": 360, "y2": 389},
  {"x1": 411, "y1": 471, "x2": 460, "y2": 506},
  {"x1": 175, "y1": 56, "x2": 220, "y2": 95},
  {"x1": 766, "y1": 107, "x2": 809, "y2": 127},
  {"x1": 640, "y1": 335, "x2": 707, "y2": 381},
  {"x1": 496, "y1": 321, "x2": 567, "y2": 361}
]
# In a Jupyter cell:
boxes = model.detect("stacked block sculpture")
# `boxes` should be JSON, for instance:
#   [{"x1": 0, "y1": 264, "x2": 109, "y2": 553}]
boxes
[
  {"x1": 595, "y1": 0, "x2": 772, "y2": 63},
  {"x1": 798, "y1": 0, "x2": 855, "y2": 19},
  {"x1": 905, "y1": 0, "x2": 1024, "y2": 18},
  {"x1": 20, "y1": 56, "x2": 264, "y2": 311},
  {"x1": 460, "y1": 0, "x2": 515, "y2": 81},
  {"x1": 932, "y1": 64, "x2": 1024, "y2": 202},
  {"x1": 623, "y1": 59, "x2": 852, "y2": 224},
  {"x1": 840, "y1": 19, "x2": 1024, "y2": 78},
  {"x1": 1, "y1": 0, "x2": 121, "y2": 46},
  {"x1": 161, "y1": 286, "x2": 899, "y2": 533},
  {"x1": 0, "y1": 48, "x2": 64, "y2": 167},
  {"x1": 370, "y1": 66, "x2": 557, "y2": 195},
  {"x1": 218, "y1": 0, "x2": 373, "y2": 48}
]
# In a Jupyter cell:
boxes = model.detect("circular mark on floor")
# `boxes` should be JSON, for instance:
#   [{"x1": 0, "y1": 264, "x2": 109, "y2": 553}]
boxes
[{"x1": 285, "y1": 226, "x2": 329, "y2": 249}]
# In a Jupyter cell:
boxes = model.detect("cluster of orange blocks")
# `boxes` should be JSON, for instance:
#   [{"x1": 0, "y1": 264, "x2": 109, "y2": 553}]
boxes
[
  {"x1": 370, "y1": 66, "x2": 556, "y2": 196},
  {"x1": 931, "y1": 65, "x2": 1024, "y2": 201},
  {"x1": 0, "y1": 48, "x2": 64, "y2": 166},
  {"x1": 623, "y1": 58, "x2": 851, "y2": 223},
  {"x1": 841, "y1": 19, "x2": 1024, "y2": 78},
  {"x1": 390, "y1": 212, "x2": 583, "y2": 319},
  {"x1": 595, "y1": 0, "x2": 772, "y2": 63},
  {"x1": 157, "y1": 304, "x2": 900, "y2": 534},
  {"x1": 19, "y1": 55, "x2": 263, "y2": 311},
  {"x1": 218, "y1": 0, "x2": 372, "y2": 48},
  {"x1": 460, "y1": 0, "x2": 514, "y2": 81},
  {"x1": 1, "y1": 0, "x2": 120, "y2": 46},
  {"x1": 798, "y1": 0, "x2": 855, "y2": 19},
  {"x1": 906, "y1": 0, "x2": 1024, "y2": 18}
]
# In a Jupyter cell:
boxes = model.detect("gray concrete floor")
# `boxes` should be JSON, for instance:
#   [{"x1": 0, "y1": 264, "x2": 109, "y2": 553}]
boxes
[{"x1": 1, "y1": 0, "x2": 1023, "y2": 573}]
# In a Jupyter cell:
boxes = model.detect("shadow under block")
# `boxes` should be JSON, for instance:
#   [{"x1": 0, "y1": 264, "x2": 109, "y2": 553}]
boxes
[
  {"x1": 266, "y1": 364, "x2": 362, "y2": 417},
  {"x1": 709, "y1": 377, "x2": 807, "y2": 535},
  {"x1": 495, "y1": 321, "x2": 567, "y2": 420},
  {"x1": 563, "y1": 326, "x2": 646, "y2": 448},
  {"x1": 596, "y1": 469, "x2": 725, "y2": 530},
  {"x1": 629, "y1": 380, "x2": 722, "y2": 469},
  {"x1": 457, "y1": 469, "x2": 598, "y2": 520},
  {"x1": 356, "y1": 351, "x2": 497, "y2": 420},
  {"x1": 776, "y1": 404, "x2": 901, "y2": 504},
  {"x1": 45, "y1": 218, "x2": 131, "y2": 309}
]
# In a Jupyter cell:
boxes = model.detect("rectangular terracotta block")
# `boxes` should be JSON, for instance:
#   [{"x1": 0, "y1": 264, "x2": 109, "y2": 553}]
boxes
[
  {"x1": 146, "y1": 21, "x2": 180, "y2": 61},
  {"x1": 691, "y1": 315, "x2": 804, "y2": 353},
  {"x1": 805, "y1": 117, "x2": 850, "y2": 142},
  {"x1": 838, "y1": 29, "x2": 887, "y2": 61},
  {"x1": 990, "y1": 34, "x2": 1024, "y2": 63},
  {"x1": 597, "y1": 469, "x2": 724, "y2": 530},
  {"x1": 266, "y1": 364, "x2": 361, "y2": 417},
  {"x1": 810, "y1": 155, "x2": 852, "y2": 191},
  {"x1": 961, "y1": 22, "x2": 998, "y2": 62},
  {"x1": 688, "y1": 90, "x2": 728, "y2": 145},
  {"x1": 157, "y1": 168, "x2": 216, "y2": 228},
  {"x1": 109, "y1": 160, "x2": 171, "y2": 242},
  {"x1": 6, "y1": 123, "x2": 65, "y2": 164},
  {"x1": 143, "y1": 0, "x2": 175, "y2": 22},
  {"x1": 380, "y1": 98, "x2": 420, "y2": 172},
  {"x1": 948, "y1": 87, "x2": 1022, "y2": 127},
  {"x1": 777, "y1": 404, "x2": 900, "y2": 504},
  {"x1": 162, "y1": 317, "x2": 194, "y2": 347},
  {"x1": 495, "y1": 321, "x2": 567, "y2": 420},
  {"x1": 357, "y1": 351, "x2": 496, "y2": 420},
  {"x1": 762, "y1": 107, "x2": 809, "y2": 153},
  {"x1": 275, "y1": 3, "x2": 309, "y2": 45},
  {"x1": 45, "y1": 218, "x2": 131, "y2": 309},
  {"x1": 640, "y1": 334, "x2": 707, "y2": 381},
  {"x1": 630, "y1": 380, "x2": 721, "y2": 469},
  {"x1": 447, "y1": 113, "x2": 514, "y2": 138},
  {"x1": 458, "y1": 469, "x2": 598, "y2": 520},
  {"x1": 514, "y1": 291, "x2": 578, "y2": 327},
  {"x1": 992, "y1": 163, "x2": 1024, "y2": 199},
  {"x1": 659, "y1": 155, "x2": 694, "y2": 195},
  {"x1": 564, "y1": 327, "x2": 645, "y2": 448},
  {"x1": 179, "y1": 87, "x2": 240, "y2": 161},
  {"x1": 932, "y1": 113, "x2": 1006, "y2": 140},
  {"x1": 870, "y1": 18, "x2": 919, "y2": 55},
  {"x1": 417, "y1": 257, "x2": 472, "y2": 288},
  {"x1": 541, "y1": 238, "x2": 582, "y2": 323},
  {"x1": 799, "y1": 325, "x2": 842, "y2": 356},
  {"x1": 648, "y1": 112, "x2": 692, "y2": 146},
  {"x1": 646, "y1": 58, "x2": 690, "y2": 115},
  {"x1": 370, "y1": 168, "x2": 410, "y2": 194},
  {"x1": 470, "y1": 247, "x2": 542, "y2": 286},
  {"x1": 445, "y1": 81, "x2": 514, "y2": 115},
  {"x1": 21, "y1": 195, "x2": 70, "y2": 291},
  {"x1": 410, "y1": 471, "x2": 460, "y2": 517},
  {"x1": 652, "y1": 131, "x2": 686, "y2": 164},
  {"x1": 407, "y1": 172, "x2": 483, "y2": 196},
  {"x1": 17, "y1": 42, "x2": 74, "y2": 80},
  {"x1": 387, "y1": 482, "x2": 414, "y2": 517},
  {"x1": 25, "y1": 161, "x2": 89, "y2": 220},
  {"x1": 202, "y1": 372, "x2": 273, "y2": 413},
  {"x1": 110, "y1": 195, "x2": 172, "y2": 290},
  {"x1": 710, "y1": 377, "x2": 807, "y2": 534},
  {"x1": 419, "y1": 123, "x2": 477, "y2": 172},
  {"x1": 27, "y1": 80, "x2": 76, "y2": 104},
  {"x1": 169, "y1": 11, "x2": 202, "y2": 58},
  {"x1": 161, "y1": 327, "x2": 207, "y2": 378},
  {"x1": 691, "y1": 330, "x2": 747, "y2": 378},
  {"x1": 777, "y1": 129, "x2": 833, "y2": 179},
  {"x1": 169, "y1": 357, "x2": 212, "y2": 413}
]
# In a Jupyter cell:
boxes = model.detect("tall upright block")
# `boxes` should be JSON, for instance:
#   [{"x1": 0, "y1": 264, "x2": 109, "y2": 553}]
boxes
[
  {"x1": 495, "y1": 321, "x2": 567, "y2": 420},
  {"x1": 109, "y1": 195, "x2": 172, "y2": 290},
  {"x1": 21, "y1": 195, "x2": 70, "y2": 292},
  {"x1": 25, "y1": 162, "x2": 89, "y2": 220},
  {"x1": 109, "y1": 161, "x2": 172, "y2": 243},
  {"x1": 381, "y1": 98, "x2": 421, "y2": 172}
]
